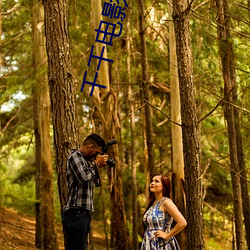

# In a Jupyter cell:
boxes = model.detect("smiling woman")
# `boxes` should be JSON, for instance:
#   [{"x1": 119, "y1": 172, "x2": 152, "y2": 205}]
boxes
[{"x1": 141, "y1": 174, "x2": 187, "y2": 250}]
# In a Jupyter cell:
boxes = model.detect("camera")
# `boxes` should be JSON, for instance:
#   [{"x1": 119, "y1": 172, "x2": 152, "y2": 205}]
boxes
[
  {"x1": 93, "y1": 139, "x2": 117, "y2": 187},
  {"x1": 101, "y1": 139, "x2": 117, "y2": 168}
]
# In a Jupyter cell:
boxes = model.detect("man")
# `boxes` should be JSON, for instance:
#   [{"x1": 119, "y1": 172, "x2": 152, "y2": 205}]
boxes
[{"x1": 62, "y1": 134, "x2": 108, "y2": 250}]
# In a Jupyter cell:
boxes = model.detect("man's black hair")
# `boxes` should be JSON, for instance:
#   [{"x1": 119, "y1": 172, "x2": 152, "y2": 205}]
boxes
[{"x1": 83, "y1": 134, "x2": 105, "y2": 148}]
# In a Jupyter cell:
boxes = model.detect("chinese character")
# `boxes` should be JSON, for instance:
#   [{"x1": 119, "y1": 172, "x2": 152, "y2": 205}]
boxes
[
  {"x1": 102, "y1": 2, "x2": 126, "y2": 21},
  {"x1": 81, "y1": 71, "x2": 106, "y2": 96},
  {"x1": 88, "y1": 45, "x2": 114, "y2": 71},
  {"x1": 95, "y1": 21, "x2": 123, "y2": 46},
  {"x1": 81, "y1": 0, "x2": 129, "y2": 96},
  {"x1": 110, "y1": 0, "x2": 128, "y2": 8}
]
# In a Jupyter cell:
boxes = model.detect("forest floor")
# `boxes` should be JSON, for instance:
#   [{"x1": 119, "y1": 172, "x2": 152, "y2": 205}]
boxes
[{"x1": 0, "y1": 207, "x2": 108, "y2": 250}]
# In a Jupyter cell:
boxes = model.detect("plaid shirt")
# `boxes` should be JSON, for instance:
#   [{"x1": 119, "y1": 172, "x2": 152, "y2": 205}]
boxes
[{"x1": 64, "y1": 149, "x2": 96, "y2": 212}]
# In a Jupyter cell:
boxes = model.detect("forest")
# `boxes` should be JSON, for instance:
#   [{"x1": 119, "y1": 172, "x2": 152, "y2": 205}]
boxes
[{"x1": 0, "y1": 0, "x2": 249, "y2": 249}]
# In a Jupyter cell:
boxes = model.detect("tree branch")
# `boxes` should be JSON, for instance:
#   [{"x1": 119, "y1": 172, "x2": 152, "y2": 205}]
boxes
[
  {"x1": 1, "y1": 107, "x2": 21, "y2": 135},
  {"x1": 192, "y1": 0, "x2": 210, "y2": 12},
  {"x1": 143, "y1": 99, "x2": 182, "y2": 127},
  {"x1": 2, "y1": 4, "x2": 20, "y2": 16}
]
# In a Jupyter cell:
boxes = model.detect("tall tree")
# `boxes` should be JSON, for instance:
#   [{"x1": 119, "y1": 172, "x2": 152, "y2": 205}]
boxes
[
  {"x1": 0, "y1": 0, "x2": 2, "y2": 67},
  {"x1": 172, "y1": 0, "x2": 204, "y2": 249},
  {"x1": 235, "y1": 112, "x2": 250, "y2": 248},
  {"x1": 0, "y1": 0, "x2": 2, "y2": 220},
  {"x1": 168, "y1": 3, "x2": 186, "y2": 249},
  {"x1": 137, "y1": 0, "x2": 155, "y2": 179},
  {"x1": 32, "y1": 0, "x2": 58, "y2": 249},
  {"x1": 43, "y1": 0, "x2": 78, "y2": 210},
  {"x1": 126, "y1": 6, "x2": 138, "y2": 250},
  {"x1": 91, "y1": 0, "x2": 130, "y2": 249},
  {"x1": 216, "y1": 0, "x2": 247, "y2": 248},
  {"x1": 249, "y1": 0, "x2": 250, "y2": 25}
]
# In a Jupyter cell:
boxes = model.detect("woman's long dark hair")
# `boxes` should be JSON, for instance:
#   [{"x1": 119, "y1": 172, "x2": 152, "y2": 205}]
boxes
[
  {"x1": 145, "y1": 173, "x2": 171, "y2": 212},
  {"x1": 142, "y1": 173, "x2": 171, "y2": 233}
]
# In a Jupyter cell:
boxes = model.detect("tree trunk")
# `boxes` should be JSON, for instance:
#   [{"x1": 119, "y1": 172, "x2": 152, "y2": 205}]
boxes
[
  {"x1": 0, "y1": 0, "x2": 2, "y2": 227},
  {"x1": 137, "y1": 0, "x2": 155, "y2": 177},
  {"x1": 168, "y1": 3, "x2": 186, "y2": 250},
  {"x1": 100, "y1": 185, "x2": 109, "y2": 250},
  {"x1": 32, "y1": 1, "x2": 58, "y2": 249},
  {"x1": 172, "y1": 0, "x2": 204, "y2": 249},
  {"x1": 43, "y1": 0, "x2": 78, "y2": 210},
  {"x1": 91, "y1": 1, "x2": 129, "y2": 249},
  {"x1": 249, "y1": 0, "x2": 250, "y2": 26},
  {"x1": 126, "y1": 6, "x2": 138, "y2": 250},
  {"x1": 216, "y1": 0, "x2": 246, "y2": 248},
  {"x1": 33, "y1": 0, "x2": 43, "y2": 245},
  {"x1": 235, "y1": 111, "x2": 250, "y2": 249},
  {"x1": 0, "y1": 0, "x2": 2, "y2": 67}
]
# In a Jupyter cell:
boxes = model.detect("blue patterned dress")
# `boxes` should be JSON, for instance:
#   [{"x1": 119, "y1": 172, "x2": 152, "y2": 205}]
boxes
[{"x1": 141, "y1": 198, "x2": 180, "y2": 250}]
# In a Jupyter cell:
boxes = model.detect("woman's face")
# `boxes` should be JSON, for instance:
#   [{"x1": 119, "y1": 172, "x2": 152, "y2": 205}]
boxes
[{"x1": 149, "y1": 175, "x2": 163, "y2": 194}]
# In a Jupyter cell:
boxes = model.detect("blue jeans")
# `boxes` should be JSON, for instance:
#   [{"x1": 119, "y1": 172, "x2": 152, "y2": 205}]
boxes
[{"x1": 62, "y1": 208, "x2": 91, "y2": 250}]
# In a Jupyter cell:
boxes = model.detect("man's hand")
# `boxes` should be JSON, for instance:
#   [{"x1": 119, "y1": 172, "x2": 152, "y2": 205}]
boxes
[{"x1": 94, "y1": 154, "x2": 108, "y2": 167}]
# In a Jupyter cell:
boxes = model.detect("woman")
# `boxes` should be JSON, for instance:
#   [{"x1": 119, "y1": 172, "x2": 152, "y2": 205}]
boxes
[{"x1": 141, "y1": 173, "x2": 187, "y2": 250}]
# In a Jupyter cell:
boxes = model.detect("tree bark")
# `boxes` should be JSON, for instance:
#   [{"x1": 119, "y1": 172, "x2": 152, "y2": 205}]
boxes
[
  {"x1": 168, "y1": 3, "x2": 186, "y2": 250},
  {"x1": 0, "y1": 0, "x2": 2, "y2": 67},
  {"x1": 100, "y1": 185, "x2": 109, "y2": 250},
  {"x1": 172, "y1": 0, "x2": 204, "y2": 249},
  {"x1": 126, "y1": 6, "x2": 138, "y2": 250},
  {"x1": 249, "y1": 0, "x2": 250, "y2": 26},
  {"x1": 137, "y1": 0, "x2": 155, "y2": 178},
  {"x1": 235, "y1": 111, "x2": 250, "y2": 249},
  {"x1": 0, "y1": 0, "x2": 2, "y2": 226},
  {"x1": 216, "y1": 0, "x2": 247, "y2": 248},
  {"x1": 43, "y1": 0, "x2": 78, "y2": 210},
  {"x1": 32, "y1": 0, "x2": 58, "y2": 249}
]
